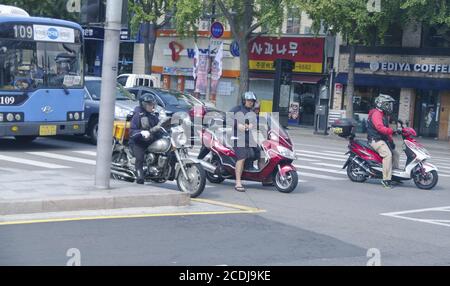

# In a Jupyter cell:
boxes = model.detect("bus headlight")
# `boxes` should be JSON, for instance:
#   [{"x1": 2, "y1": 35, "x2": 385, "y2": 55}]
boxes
[
  {"x1": 15, "y1": 114, "x2": 21, "y2": 121},
  {"x1": 74, "y1": 112, "x2": 80, "y2": 120},
  {"x1": 6, "y1": 113, "x2": 14, "y2": 122},
  {"x1": 0, "y1": 113, "x2": 3, "y2": 122},
  {"x1": 69, "y1": 113, "x2": 74, "y2": 120}
]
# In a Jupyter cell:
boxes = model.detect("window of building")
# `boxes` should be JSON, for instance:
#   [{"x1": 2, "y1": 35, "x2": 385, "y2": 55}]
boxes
[
  {"x1": 422, "y1": 24, "x2": 450, "y2": 48},
  {"x1": 286, "y1": 8, "x2": 301, "y2": 34}
]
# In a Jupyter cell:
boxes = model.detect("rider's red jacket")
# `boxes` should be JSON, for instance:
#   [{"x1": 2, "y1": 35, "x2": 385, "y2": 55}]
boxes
[{"x1": 368, "y1": 108, "x2": 393, "y2": 142}]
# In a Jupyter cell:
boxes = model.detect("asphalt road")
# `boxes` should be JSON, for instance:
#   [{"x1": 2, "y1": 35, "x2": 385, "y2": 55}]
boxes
[{"x1": 0, "y1": 131, "x2": 450, "y2": 265}]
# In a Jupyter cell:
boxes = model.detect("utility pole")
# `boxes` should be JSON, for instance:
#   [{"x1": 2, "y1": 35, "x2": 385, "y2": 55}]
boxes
[{"x1": 95, "y1": 0, "x2": 123, "y2": 189}]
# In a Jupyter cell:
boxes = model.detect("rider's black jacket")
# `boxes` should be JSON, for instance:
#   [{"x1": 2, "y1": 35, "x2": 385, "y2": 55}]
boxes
[{"x1": 129, "y1": 106, "x2": 160, "y2": 145}]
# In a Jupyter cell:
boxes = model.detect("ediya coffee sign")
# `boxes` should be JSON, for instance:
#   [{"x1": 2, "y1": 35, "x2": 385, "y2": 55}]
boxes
[{"x1": 248, "y1": 36, "x2": 325, "y2": 74}]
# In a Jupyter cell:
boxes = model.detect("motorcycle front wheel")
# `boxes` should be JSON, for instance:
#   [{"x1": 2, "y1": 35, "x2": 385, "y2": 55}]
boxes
[
  {"x1": 414, "y1": 170, "x2": 438, "y2": 190},
  {"x1": 177, "y1": 163, "x2": 206, "y2": 198},
  {"x1": 274, "y1": 169, "x2": 298, "y2": 193}
]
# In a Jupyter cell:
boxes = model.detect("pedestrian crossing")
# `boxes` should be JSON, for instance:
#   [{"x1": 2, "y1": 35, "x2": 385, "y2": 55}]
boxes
[{"x1": 1, "y1": 145, "x2": 450, "y2": 182}]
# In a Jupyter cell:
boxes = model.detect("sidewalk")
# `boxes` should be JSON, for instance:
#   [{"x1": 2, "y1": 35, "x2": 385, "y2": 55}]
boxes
[
  {"x1": 287, "y1": 126, "x2": 450, "y2": 153},
  {"x1": 0, "y1": 168, "x2": 190, "y2": 216}
]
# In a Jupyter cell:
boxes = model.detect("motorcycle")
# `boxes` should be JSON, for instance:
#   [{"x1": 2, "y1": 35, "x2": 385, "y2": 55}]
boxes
[
  {"x1": 332, "y1": 119, "x2": 439, "y2": 190},
  {"x1": 198, "y1": 114, "x2": 299, "y2": 193},
  {"x1": 110, "y1": 113, "x2": 216, "y2": 198}
]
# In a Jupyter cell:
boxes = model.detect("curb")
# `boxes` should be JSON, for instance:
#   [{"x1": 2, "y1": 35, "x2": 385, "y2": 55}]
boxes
[{"x1": 0, "y1": 188, "x2": 190, "y2": 216}]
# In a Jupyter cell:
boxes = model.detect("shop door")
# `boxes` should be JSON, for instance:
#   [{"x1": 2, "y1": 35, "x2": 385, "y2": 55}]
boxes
[
  {"x1": 414, "y1": 90, "x2": 440, "y2": 138},
  {"x1": 439, "y1": 92, "x2": 450, "y2": 140}
]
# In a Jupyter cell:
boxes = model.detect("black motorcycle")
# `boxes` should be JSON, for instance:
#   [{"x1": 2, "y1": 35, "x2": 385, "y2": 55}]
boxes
[{"x1": 110, "y1": 113, "x2": 215, "y2": 198}]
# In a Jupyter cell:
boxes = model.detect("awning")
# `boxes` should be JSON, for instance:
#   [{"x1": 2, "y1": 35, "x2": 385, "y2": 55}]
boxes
[
  {"x1": 249, "y1": 72, "x2": 325, "y2": 84},
  {"x1": 335, "y1": 73, "x2": 450, "y2": 91}
]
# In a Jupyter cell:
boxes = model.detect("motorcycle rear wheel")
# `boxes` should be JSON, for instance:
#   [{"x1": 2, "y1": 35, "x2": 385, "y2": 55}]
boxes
[
  {"x1": 177, "y1": 163, "x2": 206, "y2": 198},
  {"x1": 347, "y1": 161, "x2": 368, "y2": 183},
  {"x1": 206, "y1": 156, "x2": 225, "y2": 184}
]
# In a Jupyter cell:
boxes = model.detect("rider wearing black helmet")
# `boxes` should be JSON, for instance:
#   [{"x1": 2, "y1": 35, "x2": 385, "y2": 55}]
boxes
[{"x1": 129, "y1": 93, "x2": 162, "y2": 184}]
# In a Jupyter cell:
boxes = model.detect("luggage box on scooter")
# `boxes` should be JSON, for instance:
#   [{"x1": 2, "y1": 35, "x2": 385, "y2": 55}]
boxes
[{"x1": 331, "y1": 119, "x2": 355, "y2": 138}]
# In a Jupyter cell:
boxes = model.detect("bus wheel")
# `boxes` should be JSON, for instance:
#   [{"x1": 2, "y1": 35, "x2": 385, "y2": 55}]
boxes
[
  {"x1": 88, "y1": 117, "x2": 99, "y2": 145},
  {"x1": 15, "y1": 136, "x2": 37, "y2": 144}
]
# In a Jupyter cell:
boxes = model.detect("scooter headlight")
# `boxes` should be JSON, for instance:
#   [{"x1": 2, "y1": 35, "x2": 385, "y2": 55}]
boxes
[{"x1": 276, "y1": 145, "x2": 296, "y2": 160}]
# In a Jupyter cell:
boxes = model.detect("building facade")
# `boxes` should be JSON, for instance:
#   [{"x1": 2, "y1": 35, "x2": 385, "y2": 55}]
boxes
[{"x1": 333, "y1": 23, "x2": 450, "y2": 141}]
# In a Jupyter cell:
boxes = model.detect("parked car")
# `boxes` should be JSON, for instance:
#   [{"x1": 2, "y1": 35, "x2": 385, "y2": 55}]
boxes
[
  {"x1": 83, "y1": 77, "x2": 167, "y2": 145},
  {"x1": 125, "y1": 87, "x2": 224, "y2": 124},
  {"x1": 117, "y1": 74, "x2": 161, "y2": 88}
]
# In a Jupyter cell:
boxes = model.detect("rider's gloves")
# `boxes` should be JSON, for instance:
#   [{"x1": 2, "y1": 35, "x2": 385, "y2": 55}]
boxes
[
  {"x1": 141, "y1": 130, "x2": 151, "y2": 139},
  {"x1": 396, "y1": 128, "x2": 403, "y2": 135}
]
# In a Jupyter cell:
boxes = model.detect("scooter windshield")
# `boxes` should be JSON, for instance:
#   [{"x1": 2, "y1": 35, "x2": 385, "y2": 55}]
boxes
[{"x1": 266, "y1": 115, "x2": 292, "y2": 146}]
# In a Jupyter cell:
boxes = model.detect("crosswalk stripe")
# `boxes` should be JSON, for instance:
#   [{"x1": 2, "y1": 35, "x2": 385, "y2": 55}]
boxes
[
  {"x1": 27, "y1": 152, "x2": 97, "y2": 165},
  {"x1": 313, "y1": 162, "x2": 345, "y2": 168},
  {"x1": 298, "y1": 149, "x2": 347, "y2": 158},
  {"x1": 298, "y1": 171, "x2": 346, "y2": 181},
  {"x1": 73, "y1": 151, "x2": 97, "y2": 157},
  {"x1": 295, "y1": 164, "x2": 346, "y2": 175},
  {"x1": 322, "y1": 150, "x2": 346, "y2": 155},
  {"x1": 297, "y1": 153, "x2": 345, "y2": 162},
  {"x1": 0, "y1": 154, "x2": 70, "y2": 169}
]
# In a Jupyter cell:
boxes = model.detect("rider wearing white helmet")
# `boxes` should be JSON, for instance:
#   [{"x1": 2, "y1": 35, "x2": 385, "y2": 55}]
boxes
[{"x1": 367, "y1": 94, "x2": 400, "y2": 189}]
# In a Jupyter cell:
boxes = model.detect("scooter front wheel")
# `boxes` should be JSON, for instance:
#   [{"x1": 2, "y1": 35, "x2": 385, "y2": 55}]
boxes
[
  {"x1": 414, "y1": 170, "x2": 438, "y2": 190},
  {"x1": 274, "y1": 170, "x2": 298, "y2": 193}
]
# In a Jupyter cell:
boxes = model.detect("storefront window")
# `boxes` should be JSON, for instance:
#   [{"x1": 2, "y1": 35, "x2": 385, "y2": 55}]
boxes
[
  {"x1": 291, "y1": 83, "x2": 318, "y2": 126},
  {"x1": 414, "y1": 90, "x2": 440, "y2": 138}
]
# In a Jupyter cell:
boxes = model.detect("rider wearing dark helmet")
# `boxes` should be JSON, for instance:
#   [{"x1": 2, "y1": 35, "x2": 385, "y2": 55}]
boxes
[
  {"x1": 367, "y1": 94, "x2": 400, "y2": 189},
  {"x1": 129, "y1": 93, "x2": 161, "y2": 184}
]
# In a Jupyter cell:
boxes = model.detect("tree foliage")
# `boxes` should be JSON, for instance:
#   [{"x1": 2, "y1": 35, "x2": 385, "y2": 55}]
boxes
[
  {"x1": 402, "y1": 0, "x2": 450, "y2": 26},
  {"x1": 1, "y1": 0, "x2": 78, "y2": 21}
]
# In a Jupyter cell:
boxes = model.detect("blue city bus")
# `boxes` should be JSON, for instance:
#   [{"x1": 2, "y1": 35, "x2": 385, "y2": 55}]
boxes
[{"x1": 0, "y1": 11, "x2": 85, "y2": 143}]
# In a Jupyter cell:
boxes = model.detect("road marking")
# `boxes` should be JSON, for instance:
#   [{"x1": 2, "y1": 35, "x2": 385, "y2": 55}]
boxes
[
  {"x1": 381, "y1": 206, "x2": 450, "y2": 228},
  {"x1": 298, "y1": 171, "x2": 346, "y2": 181},
  {"x1": 313, "y1": 162, "x2": 345, "y2": 168},
  {"x1": 0, "y1": 154, "x2": 70, "y2": 169},
  {"x1": 322, "y1": 150, "x2": 346, "y2": 155},
  {"x1": 297, "y1": 153, "x2": 345, "y2": 162},
  {"x1": 0, "y1": 199, "x2": 265, "y2": 226},
  {"x1": 295, "y1": 164, "x2": 346, "y2": 175},
  {"x1": 298, "y1": 149, "x2": 347, "y2": 158},
  {"x1": 27, "y1": 152, "x2": 97, "y2": 165},
  {"x1": 73, "y1": 151, "x2": 97, "y2": 157}
]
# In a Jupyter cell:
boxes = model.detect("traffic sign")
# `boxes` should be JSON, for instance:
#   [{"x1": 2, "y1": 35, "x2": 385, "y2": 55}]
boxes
[
  {"x1": 230, "y1": 41, "x2": 240, "y2": 57},
  {"x1": 210, "y1": 22, "x2": 224, "y2": 39}
]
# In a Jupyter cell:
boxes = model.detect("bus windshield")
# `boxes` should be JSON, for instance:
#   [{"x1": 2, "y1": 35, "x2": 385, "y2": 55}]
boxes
[{"x1": 0, "y1": 39, "x2": 83, "y2": 91}]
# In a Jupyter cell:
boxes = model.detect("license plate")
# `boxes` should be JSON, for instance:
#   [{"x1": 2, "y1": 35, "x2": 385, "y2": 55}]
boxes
[{"x1": 39, "y1": 125, "x2": 57, "y2": 136}]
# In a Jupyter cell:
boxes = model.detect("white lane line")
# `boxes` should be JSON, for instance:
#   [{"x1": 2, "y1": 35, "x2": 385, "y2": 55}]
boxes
[
  {"x1": 295, "y1": 164, "x2": 346, "y2": 175},
  {"x1": 73, "y1": 151, "x2": 97, "y2": 157},
  {"x1": 298, "y1": 171, "x2": 346, "y2": 181},
  {"x1": 295, "y1": 157, "x2": 320, "y2": 162},
  {"x1": 27, "y1": 152, "x2": 97, "y2": 165},
  {"x1": 381, "y1": 206, "x2": 450, "y2": 228},
  {"x1": 0, "y1": 154, "x2": 70, "y2": 169},
  {"x1": 322, "y1": 150, "x2": 347, "y2": 155}
]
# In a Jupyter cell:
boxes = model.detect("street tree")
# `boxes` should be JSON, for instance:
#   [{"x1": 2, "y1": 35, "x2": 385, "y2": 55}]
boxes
[
  {"x1": 129, "y1": 0, "x2": 176, "y2": 75},
  {"x1": 402, "y1": 0, "x2": 450, "y2": 42},
  {"x1": 1, "y1": 0, "x2": 78, "y2": 21},
  {"x1": 299, "y1": 0, "x2": 402, "y2": 118},
  {"x1": 174, "y1": 0, "x2": 298, "y2": 101}
]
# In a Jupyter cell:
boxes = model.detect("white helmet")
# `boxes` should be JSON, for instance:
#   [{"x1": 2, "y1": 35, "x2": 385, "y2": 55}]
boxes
[
  {"x1": 243, "y1": 91, "x2": 257, "y2": 103},
  {"x1": 375, "y1": 94, "x2": 395, "y2": 114}
]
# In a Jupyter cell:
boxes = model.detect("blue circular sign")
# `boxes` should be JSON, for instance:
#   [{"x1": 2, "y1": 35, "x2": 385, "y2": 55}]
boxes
[
  {"x1": 47, "y1": 28, "x2": 59, "y2": 40},
  {"x1": 210, "y1": 22, "x2": 224, "y2": 39},
  {"x1": 230, "y1": 41, "x2": 240, "y2": 57}
]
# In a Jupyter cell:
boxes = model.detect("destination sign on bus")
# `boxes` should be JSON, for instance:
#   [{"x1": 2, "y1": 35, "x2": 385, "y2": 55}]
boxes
[{"x1": 1, "y1": 24, "x2": 75, "y2": 43}]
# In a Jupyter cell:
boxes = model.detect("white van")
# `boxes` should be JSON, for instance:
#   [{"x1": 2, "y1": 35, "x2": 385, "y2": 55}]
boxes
[{"x1": 117, "y1": 74, "x2": 161, "y2": 88}]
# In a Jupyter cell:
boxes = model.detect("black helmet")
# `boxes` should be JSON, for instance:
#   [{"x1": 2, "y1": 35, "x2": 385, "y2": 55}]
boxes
[{"x1": 140, "y1": 93, "x2": 157, "y2": 109}]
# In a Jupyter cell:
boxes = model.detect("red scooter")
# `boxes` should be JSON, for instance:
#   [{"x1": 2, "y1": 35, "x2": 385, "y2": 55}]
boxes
[
  {"x1": 198, "y1": 116, "x2": 299, "y2": 193},
  {"x1": 332, "y1": 119, "x2": 438, "y2": 190}
]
